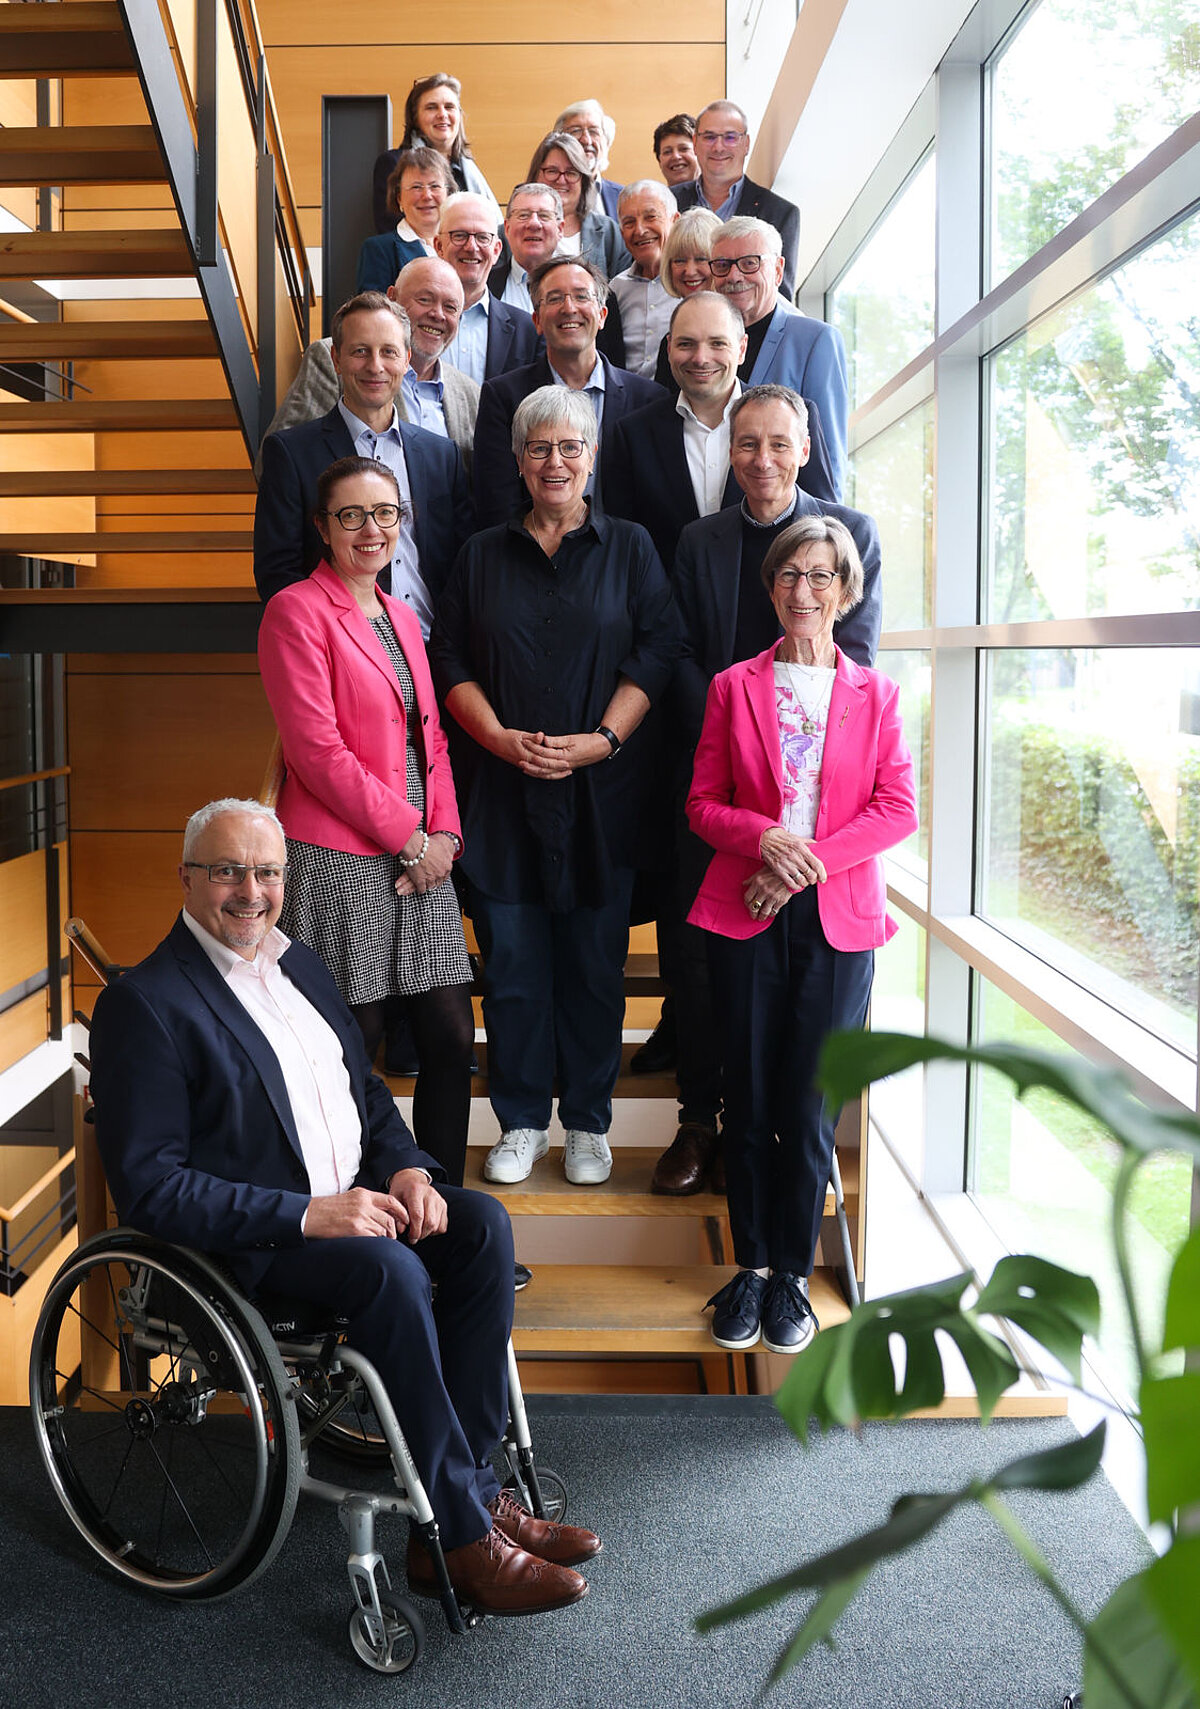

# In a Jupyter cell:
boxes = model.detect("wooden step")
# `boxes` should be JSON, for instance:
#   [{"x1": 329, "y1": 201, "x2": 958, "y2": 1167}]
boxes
[
  {"x1": 624, "y1": 951, "x2": 666, "y2": 995},
  {"x1": 0, "y1": 229, "x2": 193, "y2": 281},
  {"x1": 383, "y1": 1039, "x2": 676, "y2": 1101},
  {"x1": 512, "y1": 1263, "x2": 848, "y2": 1354},
  {"x1": 0, "y1": 320, "x2": 216, "y2": 361},
  {"x1": 0, "y1": 470, "x2": 256, "y2": 499},
  {"x1": 0, "y1": 400, "x2": 240, "y2": 433},
  {"x1": 0, "y1": 3, "x2": 134, "y2": 78},
  {"x1": 0, "y1": 531, "x2": 253, "y2": 556},
  {"x1": 467, "y1": 1144, "x2": 859, "y2": 1221},
  {"x1": 0, "y1": 127, "x2": 163, "y2": 189}
]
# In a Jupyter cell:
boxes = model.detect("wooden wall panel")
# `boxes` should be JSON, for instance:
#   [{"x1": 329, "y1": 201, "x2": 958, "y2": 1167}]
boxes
[
  {"x1": 263, "y1": 41, "x2": 726, "y2": 226},
  {"x1": 68, "y1": 671, "x2": 275, "y2": 829},
  {"x1": 71, "y1": 832, "x2": 199, "y2": 968},
  {"x1": 0, "y1": 845, "x2": 69, "y2": 994},
  {"x1": 258, "y1": 0, "x2": 723, "y2": 45}
]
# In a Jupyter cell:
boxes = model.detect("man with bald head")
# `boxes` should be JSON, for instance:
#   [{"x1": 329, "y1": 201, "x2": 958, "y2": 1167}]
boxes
[
  {"x1": 390, "y1": 255, "x2": 479, "y2": 470},
  {"x1": 434, "y1": 192, "x2": 541, "y2": 385},
  {"x1": 609, "y1": 179, "x2": 678, "y2": 378}
]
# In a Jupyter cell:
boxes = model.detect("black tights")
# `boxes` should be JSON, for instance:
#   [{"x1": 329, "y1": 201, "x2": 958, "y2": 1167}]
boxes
[{"x1": 351, "y1": 985, "x2": 474, "y2": 1186}]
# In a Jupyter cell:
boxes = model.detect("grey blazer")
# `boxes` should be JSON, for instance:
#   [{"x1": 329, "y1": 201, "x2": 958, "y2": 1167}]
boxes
[{"x1": 255, "y1": 338, "x2": 481, "y2": 477}]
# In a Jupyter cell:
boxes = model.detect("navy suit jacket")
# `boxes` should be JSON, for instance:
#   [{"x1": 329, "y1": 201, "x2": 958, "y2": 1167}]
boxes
[
  {"x1": 88, "y1": 916, "x2": 442, "y2": 1292},
  {"x1": 746, "y1": 302, "x2": 850, "y2": 501},
  {"x1": 605, "y1": 389, "x2": 842, "y2": 570},
  {"x1": 355, "y1": 230, "x2": 425, "y2": 293},
  {"x1": 482, "y1": 295, "x2": 543, "y2": 379},
  {"x1": 471, "y1": 352, "x2": 662, "y2": 527},
  {"x1": 672, "y1": 492, "x2": 883, "y2": 744},
  {"x1": 672, "y1": 174, "x2": 801, "y2": 297},
  {"x1": 487, "y1": 263, "x2": 627, "y2": 370},
  {"x1": 254, "y1": 405, "x2": 474, "y2": 604}
]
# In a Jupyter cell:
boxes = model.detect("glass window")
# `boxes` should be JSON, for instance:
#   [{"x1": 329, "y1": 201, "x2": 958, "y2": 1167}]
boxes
[
  {"x1": 850, "y1": 399, "x2": 934, "y2": 631},
  {"x1": 869, "y1": 912, "x2": 927, "y2": 1182},
  {"x1": 969, "y1": 977, "x2": 1191, "y2": 1403},
  {"x1": 990, "y1": 0, "x2": 1200, "y2": 285},
  {"x1": 978, "y1": 647, "x2": 1200, "y2": 1053},
  {"x1": 829, "y1": 153, "x2": 935, "y2": 413},
  {"x1": 879, "y1": 649, "x2": 930, "y2": 875},
  {"x1": 986, "y1": 209, "x2": 1200, "y2": 623}
]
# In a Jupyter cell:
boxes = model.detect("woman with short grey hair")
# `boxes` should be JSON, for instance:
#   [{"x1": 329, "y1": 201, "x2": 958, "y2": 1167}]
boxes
[{"x1": 430, "y1": 386, "x2": 680, "y2": 1192}]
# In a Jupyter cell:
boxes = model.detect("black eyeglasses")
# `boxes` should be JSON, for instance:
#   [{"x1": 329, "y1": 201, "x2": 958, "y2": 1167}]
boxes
[
  {"x1": 774, "y1": 568, "x2": 839, "y2": 590},
  {"x1": 319, "y1": 504, "x2": 403, "y2": 530},
  {"x1": 709, "y1": 254, "x2": 766, "y2": 277},
  {"x1": 184, "y1": 862, "x2": 289, "y2": 885}
]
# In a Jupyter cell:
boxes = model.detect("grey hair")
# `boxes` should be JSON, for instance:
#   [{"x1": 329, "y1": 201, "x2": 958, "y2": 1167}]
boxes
[
  {"x1": 616, "y1": 178, "x2": 677, "y2": 218},
  {"x1": 697, "y1": 98, "x2": 749, "y2": 133},
  {"x1": 715, "y1": 214, "x2": 783, "y2": 259},
  {"x1": 507, "y1": 181, "x2": 564, "y2": 222},
  {"x1": 730, "y1": 383, "x2": 809, "y2": 437},
  {"x1": 761, "y1": 515, "x2": 864, "y2": 615},
  {"x1": 438, "y1": 191, "x2": 499, "y2": 235},
  {"x1": 659, "y1": 206, "x2": 722, "y2": 296},
  {"x1": 511, "y1": 385, "x2": 599, "y2": 459},
  {"x1": 182, "y1": 799, "x2": 285, "y2": 860}
]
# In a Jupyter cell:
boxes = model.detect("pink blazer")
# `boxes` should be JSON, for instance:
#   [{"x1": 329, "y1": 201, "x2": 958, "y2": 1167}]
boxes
[
  {"x1": 686, "y1": 643, "x2": 917, "y2": 949},
  {"x1": 257, "y1": 561, "x2": 463, "y2": 858}
]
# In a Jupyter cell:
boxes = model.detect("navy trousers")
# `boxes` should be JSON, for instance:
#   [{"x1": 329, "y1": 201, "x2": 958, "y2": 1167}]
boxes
[
  {"x1": 470, "y1": 873, "x2": 635, "y2": 1134},
  {"x1": 708, "y1": 886, "x2": 873, "y2": 1274},
  {"x1": 260, "y1": 1186, "x2": 514, "y2": 1550}
]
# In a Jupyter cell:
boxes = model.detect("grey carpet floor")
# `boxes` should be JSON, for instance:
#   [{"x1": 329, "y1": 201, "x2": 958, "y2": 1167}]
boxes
[{"x1": 2, "y1": 1397, "x2": 1149, "y2": 1708}]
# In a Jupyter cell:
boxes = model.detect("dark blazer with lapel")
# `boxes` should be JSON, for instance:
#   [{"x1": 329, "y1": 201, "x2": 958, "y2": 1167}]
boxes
[
  {"x1": 89, "y1": 916, "x2": 442, "y2": 1291},
  {"x1": 254, "y1": 405, "x2": 474, "y2": 604},
  {"x1": 604, "y1": 390, "x2": 742, "y2": 572},
  {"x1": 672, "y1": 491, "x2": 883, "y2": 743},
  {"x1": 673, "y1": 174, "x2": 800, "y2": 297},
  {"x1": 487, "y1": 263, "x2": 627, "y2": 369},
  {"x1": 356, "y1": 230, "x2": 425, "y2": 294},
  {"x1": 483, "y1": 296, "x2": 543, "y2": 379},
  {"x1": 471, "y1": 352, "x2": 663, "y2": 528}
]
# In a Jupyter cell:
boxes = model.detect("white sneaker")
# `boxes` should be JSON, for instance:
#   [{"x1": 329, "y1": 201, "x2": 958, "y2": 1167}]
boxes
[
  {"x1": 483, "y1": 1128, "x2": 549, "y2": 1184},
  {"x1": 562, "y1": 1129, "x2": 613, "y2": 1185}
]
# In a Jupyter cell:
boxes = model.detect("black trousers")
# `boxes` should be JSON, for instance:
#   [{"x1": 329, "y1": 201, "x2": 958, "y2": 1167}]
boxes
[
  {"x1": 260, "y1": 1186, "x2": 514, "y2": 1550},
  {"x1": 708, "y1": 885, "x2": 874, "y2": 1274}
]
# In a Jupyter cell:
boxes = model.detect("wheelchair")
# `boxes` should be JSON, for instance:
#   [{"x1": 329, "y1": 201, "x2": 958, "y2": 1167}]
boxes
[
  {"x1": 30, "y1": 1226, "x2": 568, "y2": 1673},
  {"x1": 31, "y1": 921, "x2": 568, "y2": 1675}
]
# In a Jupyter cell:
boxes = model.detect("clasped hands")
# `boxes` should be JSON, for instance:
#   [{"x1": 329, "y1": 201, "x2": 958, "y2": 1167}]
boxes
[
  {"x1": 394, "y1": 827, "x2": 456, "y2": 897},
  {"x1": 497, "y1": 727, "x2": 610, "y2": 779},
  {"x1": 743, "y1": 826, "x2": 827, "y2": 920},
  {"x1": 304, "y1": 1168, "x2": 448, "y2": 1244}
]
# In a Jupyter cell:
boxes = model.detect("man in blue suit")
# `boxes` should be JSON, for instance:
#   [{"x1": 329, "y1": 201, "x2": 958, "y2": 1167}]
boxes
[
  {"x1": 672, "y1": 102, "x2": 801, "y2": 297},
  {"x1": 254, "y1": 292, "x2": 473, "y2": 628},
  {"x1": 472, "y1": 255, "x2": 661, "y2": 527},
  {"x1": 88, "y1": 797, "x2": 601, "y2": 1615},
  {"x1": 711, "y1": 217, "x2": 850, "y2": 500}
]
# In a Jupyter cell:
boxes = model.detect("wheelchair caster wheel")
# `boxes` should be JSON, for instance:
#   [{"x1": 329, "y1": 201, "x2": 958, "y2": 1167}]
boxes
[{"x1": 348, "y1": 1589, "x2": 425, "y2": 1673}]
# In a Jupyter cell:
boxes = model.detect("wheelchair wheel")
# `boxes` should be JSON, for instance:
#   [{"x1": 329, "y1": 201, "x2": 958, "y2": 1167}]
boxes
[
  {"x1": 299, "y1": 1381, "x2": 390, "y2": 1466},
  {"x1": 504, "y1": 1465, "x2": 568, "y2": 1523},
  {"x1": 348, "y1": 1588, "x2": 425, "y2": 1673},
  {"x1": 30, "y1": 1232, "x2": 301, "y2": 1599}
]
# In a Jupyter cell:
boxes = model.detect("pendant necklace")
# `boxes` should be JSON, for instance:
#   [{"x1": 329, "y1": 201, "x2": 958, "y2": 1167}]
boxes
[{"x1": 784, "y1": 663, "x2": 834, "y2": 735}]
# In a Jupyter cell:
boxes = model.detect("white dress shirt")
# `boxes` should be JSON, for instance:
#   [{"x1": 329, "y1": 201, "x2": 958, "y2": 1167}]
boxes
[
  {"x1": 676, "y1": 381, "x2": 741, "y2": 516},
  {"x1": 181, "y1": 911, "x2": 363, "y2": 1200},
  {"x1": 336, "y1": 399, "x2": 434, "y2": 637}
]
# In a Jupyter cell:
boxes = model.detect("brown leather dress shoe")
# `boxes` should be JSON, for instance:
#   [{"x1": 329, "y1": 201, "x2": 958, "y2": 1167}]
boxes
[
  {"x1": 650, "y1": 1122, "x2": 718, "y2": 1195},
  {"x1": 488, "y1": 1487, "x2": 602, "y2": 1566},
  {"x1": 406, "y1": 1525, "x2": 587, "y2": 1616}
]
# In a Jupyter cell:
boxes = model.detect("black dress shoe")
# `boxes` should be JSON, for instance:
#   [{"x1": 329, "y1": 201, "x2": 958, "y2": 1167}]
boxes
[
  {"x1": 514, "y1": 1261, "x2": 533, "y2": 1292},
  {"x1": 630, "y1": 1018, "x2": 676, "y2": 1076}
]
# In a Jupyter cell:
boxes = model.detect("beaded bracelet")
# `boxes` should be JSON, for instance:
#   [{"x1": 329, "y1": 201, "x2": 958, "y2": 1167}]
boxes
[{"x1": 397, "y1": 831, "x2": 429, "y2": 868}]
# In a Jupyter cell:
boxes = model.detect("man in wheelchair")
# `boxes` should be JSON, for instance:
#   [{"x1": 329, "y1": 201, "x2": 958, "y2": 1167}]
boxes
[{"x1": 87, "y1": 796, "x2": 601, "y2": 1617}]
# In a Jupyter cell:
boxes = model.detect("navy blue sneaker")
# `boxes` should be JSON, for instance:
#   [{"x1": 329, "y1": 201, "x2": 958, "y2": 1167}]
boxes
[
  {"x1": 706, "y1": 1270, "x2": 768, "y2": 1349},
  {"x1": 761, "y1": 1272, "x2": 818, "y2": 1354}
]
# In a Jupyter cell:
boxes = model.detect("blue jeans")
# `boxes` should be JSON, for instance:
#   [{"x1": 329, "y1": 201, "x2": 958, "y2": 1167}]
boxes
[{"x1": 470, "y1": 872, "x2": 635, "y2": 1134}]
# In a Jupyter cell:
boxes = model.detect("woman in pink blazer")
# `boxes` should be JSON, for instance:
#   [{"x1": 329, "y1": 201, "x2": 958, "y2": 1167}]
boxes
[
  {"x1": 686, "y1": 515, "x2": 916, "y2": 1356},
  {"x1": 257, "y1": 455, "x2": 474, "y2": 1182}
]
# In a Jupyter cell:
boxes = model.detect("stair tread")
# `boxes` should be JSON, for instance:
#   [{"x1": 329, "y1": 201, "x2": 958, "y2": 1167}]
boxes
[
  {"x1": 513, "y1": 1263, "x2": 848, "y2": 1350},
  {"x1": 0, "y1": 229, "x2": 193, "y2": 280},
  {"x1": 466, "y1": 1144, "x2": 859, "y2": 1218},
  {"x1": 0, "y1": 127, "x2": 163, "y2": 186},
  {"x1": 0, "y1": 471, "x2": 255, "y2": 497},
  {"x1": 0, "y1": 400, "x2": 240, "y2": 432},
  {"x1": 384, "y1": 1037, "x2": 678, "y2": 1100},
  {"x1": 0, "y1": 3, "x2": 134, "y2": 78},
  {"x1": 0, "y1": 322, "x2": 216, "y2": 361},
  {"x1": 0, "y1": 534, "x2": 252, "y2": 557}
]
